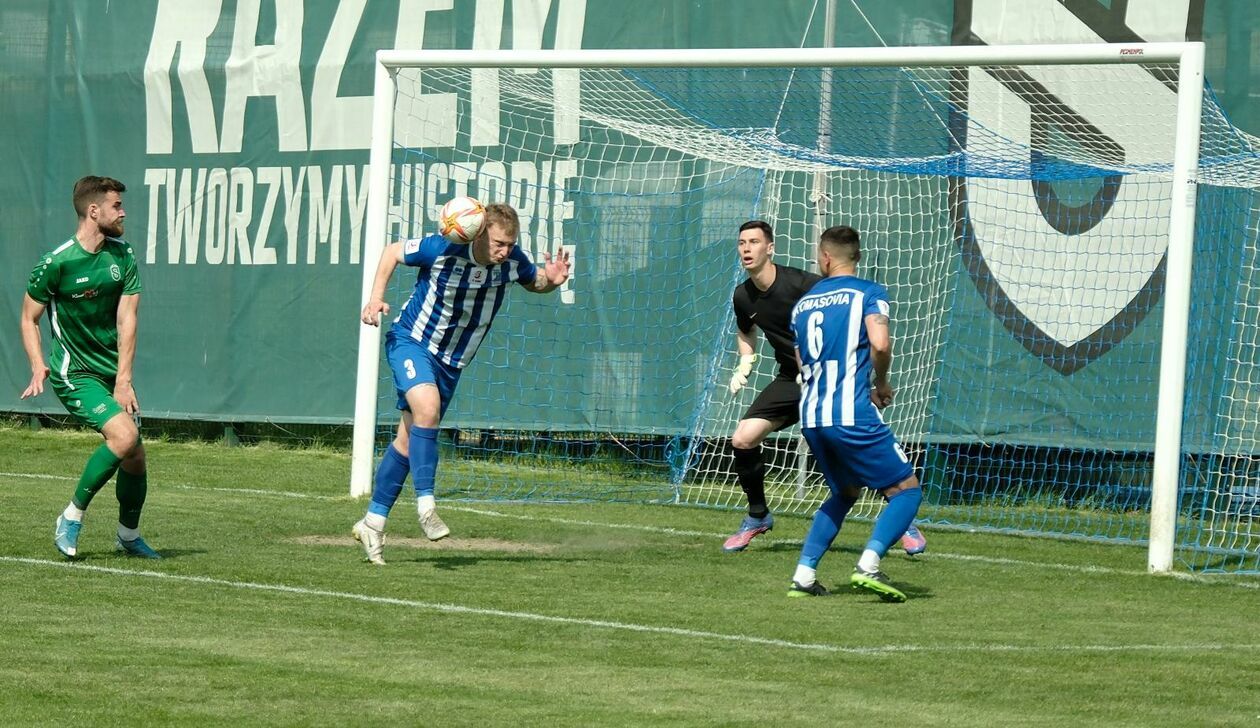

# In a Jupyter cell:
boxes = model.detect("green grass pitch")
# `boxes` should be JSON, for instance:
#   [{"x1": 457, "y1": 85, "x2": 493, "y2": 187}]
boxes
[{"x1": 0, "y1": 423, "x2": 1256, "y2": 726}]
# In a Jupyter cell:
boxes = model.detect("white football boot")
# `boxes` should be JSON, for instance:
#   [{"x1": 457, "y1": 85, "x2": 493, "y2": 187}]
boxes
[
  {"x1": 418, "y1": 509, "x2": 450, "y2": 541},
  {"x1": 352, "y1": 518, "x2": 386, "y2": 565}
]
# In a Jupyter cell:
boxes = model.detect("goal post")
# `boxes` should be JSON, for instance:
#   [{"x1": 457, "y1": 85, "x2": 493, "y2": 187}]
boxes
[
  {"x1": 1149, "y1": 41, "x2": 1206, "y2": 573},
  {"x1": 349, "y1": 43, "x2": 1253, "y2": 575},
  {"x1": 350, "y1": 59, "x2": 401, "y2": 500}
]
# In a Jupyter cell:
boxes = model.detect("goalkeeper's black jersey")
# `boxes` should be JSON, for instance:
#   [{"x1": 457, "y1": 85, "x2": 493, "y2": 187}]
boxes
[{"x1": 733, "y1": 264, "x2": 821, "y2": 377}]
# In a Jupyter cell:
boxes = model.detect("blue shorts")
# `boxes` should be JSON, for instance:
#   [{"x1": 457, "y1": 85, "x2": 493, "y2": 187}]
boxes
[
  {"x1": 385, "y1": 331, "x2": 461, "y2": 418},
  {"x1": 803, "y1": 424, "x2": 915, "y2": 493}
]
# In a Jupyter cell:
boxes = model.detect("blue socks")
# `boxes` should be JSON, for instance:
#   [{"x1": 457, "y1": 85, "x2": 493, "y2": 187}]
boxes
[
  {"x1": 367, "y1": 444, "x2": 410, "y2": 517},
  {"x1": 409, "y1": 426, "x2": 439, "y2": 498},
  {"x1": 365, "y1": 428, "x2": 440, "y2": 519},
  {"x1": 865, "y1": 487, "x2": 923, "y2": 557},
  {"x1": 796, "y1": 492, "x2": 858, "y2": 569}
]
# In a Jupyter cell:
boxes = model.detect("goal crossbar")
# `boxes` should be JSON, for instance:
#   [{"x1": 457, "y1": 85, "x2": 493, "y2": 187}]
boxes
[{"x1": 374, "y1": 44, "x2": 1193, "y2": 69}]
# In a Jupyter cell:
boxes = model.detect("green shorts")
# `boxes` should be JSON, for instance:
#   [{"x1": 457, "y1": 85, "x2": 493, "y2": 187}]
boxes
[{"x1": 50, "y1": 372, "x2": 125, "y2": 431}]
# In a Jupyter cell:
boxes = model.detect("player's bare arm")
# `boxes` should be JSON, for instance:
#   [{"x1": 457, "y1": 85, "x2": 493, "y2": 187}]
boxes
[
  {"x1": 361, "y1": 242, "x2": 405, "y2": 325},
  {"x1": 866, "y1": 312, "x2": 893, "y2": 408},
  {"x1": 19, "y1": 293, "x2": 50, "y2": 399},
  {"x1": 527, "y1": 248, "x2": 572, "y2": 294},
  {"x1": 115, "y1": 293, "x2": 140, "y2": 414}
]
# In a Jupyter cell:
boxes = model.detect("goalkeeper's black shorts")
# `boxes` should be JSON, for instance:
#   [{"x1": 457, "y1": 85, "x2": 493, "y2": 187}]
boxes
[{"x1": 741, "y1": 374, "x2": 801, "y2": 429}]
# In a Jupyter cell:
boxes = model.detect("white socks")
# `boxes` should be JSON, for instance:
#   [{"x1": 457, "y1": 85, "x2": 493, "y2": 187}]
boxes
[
  {"x1": 792, "y1": 565, "x2": 817, "y2": 586},
  {"x1": 361, "y1": 497, "x2": 437, "y2": 533},
  {"x1": 63, "y1": 503, "x2": 85, "y2": 522},
  {"x1": 857, "y1": 549, "x2": 881, "y2": 573},
  {"x1": 118, "y1": 525, "x2": 140, "y2": 542}
]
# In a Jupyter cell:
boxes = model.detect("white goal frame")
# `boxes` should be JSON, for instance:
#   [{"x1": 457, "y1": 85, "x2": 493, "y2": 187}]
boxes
[{"x1": 349, "y1": 43, "x2": 1206, "y2": 575}]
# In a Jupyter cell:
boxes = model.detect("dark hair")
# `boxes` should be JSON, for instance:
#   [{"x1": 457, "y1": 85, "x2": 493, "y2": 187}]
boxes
[
  {"x1": 73, "y1": 176, "x2": 126, "y2": 218},
  {"x1": 819, "y1": 225, "x2": 860, "y2": 262},
  {"x1": 738, "y1": 220, "x2": 774, "y2": 242}
]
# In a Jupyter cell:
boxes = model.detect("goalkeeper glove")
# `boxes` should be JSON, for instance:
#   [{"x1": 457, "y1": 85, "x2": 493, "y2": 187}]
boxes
[{"x1": 728, "y1": 354, "x2": 756, "y2": 394}]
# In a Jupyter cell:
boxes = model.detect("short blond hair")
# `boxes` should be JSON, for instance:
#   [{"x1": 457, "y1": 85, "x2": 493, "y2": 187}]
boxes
[{"x1": 484, "y1": 203, "x2": 520, "y2": 237}]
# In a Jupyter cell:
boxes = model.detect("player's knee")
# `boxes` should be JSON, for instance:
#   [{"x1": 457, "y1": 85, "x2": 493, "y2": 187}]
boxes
[
  {"x1": 880, "y1": 474, "x2": 921, "y2": 499},
  {"x1": 412, "y1": 412, "x2": 440, "y2": 429},
  {"x1": 121, "y1": 442, "x2": 146, "y2": 473},
  {"x1": 404, "y1": 385, "x2": 442, "y2": 428},
  {"x1": 103, "y1": 417, "x2": 141, "y2": 456},
  {"x1": 114, "y1": 431, "x2": 141, "y2": 458},
  {"x1": 730, "y1": 426, "x2": 764, "y2": 451}
]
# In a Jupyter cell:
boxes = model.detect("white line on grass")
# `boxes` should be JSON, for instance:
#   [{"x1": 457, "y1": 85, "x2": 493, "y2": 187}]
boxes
[
  {"x1": 4, "y1": 471, "x2": 1257, "y2": 589},
  {"x1": 1, "y1": 556, "x2": 1255, "y2": 657},
  {"x1": 0, "y1": 556, "x2": 837, "y2": 653},
  {"x1": 444, "y1": 506, "x2": 1260, "y2": 589},
  {"x1": 179, "y1": 485, "x2": 342, "y2": 501},
  {"x1": 1, "y1": 471, "x2": 76, "y2": 481}
]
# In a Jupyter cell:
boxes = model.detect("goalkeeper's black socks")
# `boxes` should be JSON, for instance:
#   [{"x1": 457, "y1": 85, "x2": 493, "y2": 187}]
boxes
[{"x1": 732, "y1": 445, "x2": 769, "y2": 518}]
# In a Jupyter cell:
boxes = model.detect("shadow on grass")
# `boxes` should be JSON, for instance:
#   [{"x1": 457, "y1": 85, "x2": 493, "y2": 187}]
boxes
[
  {"x1": 82, "y1": 548, "x2": 209, "y2": 562},
  {"x1": 412, "y1": 553, "x2": 590, "y2": 570},
  {"x1": 758, "y1": 542, "x2": 862, "y2": 556},
  {"x1": 898, "y1": 582, "x2": 934, "y2": 600}
]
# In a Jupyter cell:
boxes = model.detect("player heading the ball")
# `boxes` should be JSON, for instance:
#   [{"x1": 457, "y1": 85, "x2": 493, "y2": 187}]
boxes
[{"x1": 352, "y1": 201, "x2": 572, "y2": 565}]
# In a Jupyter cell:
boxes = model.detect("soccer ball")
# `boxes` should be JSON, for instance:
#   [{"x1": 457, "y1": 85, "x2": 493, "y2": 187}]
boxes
[{"x1": 439, "y1": 196, "x2": 486, "y2": 243}]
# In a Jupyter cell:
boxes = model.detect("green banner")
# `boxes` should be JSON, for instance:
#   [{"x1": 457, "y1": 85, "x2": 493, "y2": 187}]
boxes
[{"x1": 3, "y1": 0, "x2": 1258, "y2": 454}]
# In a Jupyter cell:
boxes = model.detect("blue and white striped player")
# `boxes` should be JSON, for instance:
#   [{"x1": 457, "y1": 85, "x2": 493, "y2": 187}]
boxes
[
  {"x1": 353, "y1": 203, "x2": 572, "y2": 564},
  {"x1": 787, "y1": 225, "x2": 922, "y2": 601}
]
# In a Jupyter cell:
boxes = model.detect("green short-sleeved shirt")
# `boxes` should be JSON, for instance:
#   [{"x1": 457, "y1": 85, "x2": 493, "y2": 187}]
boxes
[{"x1": 27, "y1": 236, "x2": 141, "y2": 381}]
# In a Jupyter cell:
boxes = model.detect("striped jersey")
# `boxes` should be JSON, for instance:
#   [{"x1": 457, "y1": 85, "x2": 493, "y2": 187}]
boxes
[
  {"x1": 26, "y1": 236, "x2": 141, "y2": 381},
  {"x1": 391, "y1": 234, "x2": 538, "y2": 369},
  {"x1": 791, "y1": 275, "x2": 890, "y2": 428}
]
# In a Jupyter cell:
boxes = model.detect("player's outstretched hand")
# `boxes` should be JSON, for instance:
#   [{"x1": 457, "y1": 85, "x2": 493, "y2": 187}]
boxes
[
  {"x1": 542, "y1": 249, "x2": 572, "y2": 287},
  {"x1": 114, "y1": 382, "x2": 140, "y2": 415},
  {"x1": 871, "y1": 381, "x2": 894, "y2": 409},
  {"x1": 361, "y1": 300, "x2": 390, "y2": 326},
  {"x1": 21, "y1": 366, "x2": 49, "y2": 400}
]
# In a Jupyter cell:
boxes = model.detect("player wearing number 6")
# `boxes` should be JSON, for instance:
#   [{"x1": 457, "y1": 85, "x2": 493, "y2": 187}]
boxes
[
  {"x1": 786, "y1": 225, "x2": 922, "y2": 602},
  {"x1": 353, "y1": 202, "x2": 571, "y2": 565}
]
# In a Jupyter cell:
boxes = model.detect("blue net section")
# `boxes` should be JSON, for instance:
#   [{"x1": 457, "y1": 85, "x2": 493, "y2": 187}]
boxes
[{"x1": 371, "y1": 63, "x2": 1260, "y2": 572}]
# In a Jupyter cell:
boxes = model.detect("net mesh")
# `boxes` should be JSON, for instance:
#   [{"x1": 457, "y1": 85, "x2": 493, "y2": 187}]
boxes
[{"x1": 371, "y1": 60, "x2": 1260, "y2": 572}]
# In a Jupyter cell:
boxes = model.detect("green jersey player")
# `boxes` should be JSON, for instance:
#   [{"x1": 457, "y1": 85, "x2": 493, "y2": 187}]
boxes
[{"x1": 20, "y1": 176, "x2": 160, "y2": 560}]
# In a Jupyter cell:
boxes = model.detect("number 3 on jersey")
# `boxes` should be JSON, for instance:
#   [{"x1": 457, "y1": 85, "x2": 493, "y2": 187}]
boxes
[
  {"x1": 806, "y1": 311, "x2": 825, "y2": 359},
  {"x1": 404, "y1": 358, "x2": 417, "y2": 379}
]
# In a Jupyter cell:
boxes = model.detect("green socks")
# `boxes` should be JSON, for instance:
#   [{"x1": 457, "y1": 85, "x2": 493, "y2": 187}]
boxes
[
  {"x1": 116, "y1": 466, "x2": 148, "y2": 530},
  {"x1": 70, "y1": 443, "x2": 148, "y2": 530},
  {"x1": 72, "y1": 443, "x2": 123, "y2": 510}
]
